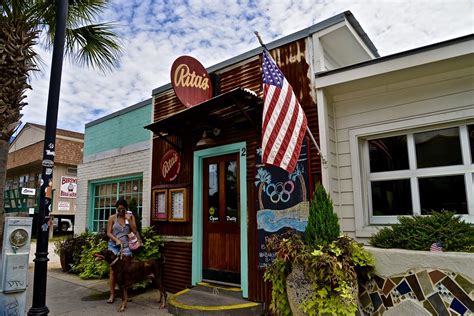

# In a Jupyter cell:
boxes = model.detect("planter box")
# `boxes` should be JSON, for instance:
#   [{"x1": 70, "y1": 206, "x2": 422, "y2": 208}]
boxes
[{"x1": 359, "y1": 247, "x2": 473, "y2": 315}]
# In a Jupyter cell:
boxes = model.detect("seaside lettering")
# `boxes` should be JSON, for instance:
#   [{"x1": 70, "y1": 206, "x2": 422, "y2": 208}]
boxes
[
  {"x1": 162, "y1": 152, "x2": 179, "y2": 179},
  {"x1": 174, "y1": 64, "x2": 210, "y2": 90}
]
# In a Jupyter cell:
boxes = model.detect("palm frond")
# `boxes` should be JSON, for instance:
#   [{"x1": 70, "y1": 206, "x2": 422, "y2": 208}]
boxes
[{"x1": 65, "y1": 22, "x2": 122, "y2": 72}]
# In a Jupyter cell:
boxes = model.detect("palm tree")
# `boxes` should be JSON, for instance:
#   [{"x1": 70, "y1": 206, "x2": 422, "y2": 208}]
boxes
[{"x1": 0, "y1": 0, "x2": 122, "y2": 241}]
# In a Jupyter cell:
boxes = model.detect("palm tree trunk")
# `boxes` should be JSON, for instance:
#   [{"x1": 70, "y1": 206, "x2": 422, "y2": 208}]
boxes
[
  {"x1": 0, "y1": 138, "x2": 8, "y2": 250},
  {"x1": 299, "y1": 175, "x2": 307, "y2": 202}
]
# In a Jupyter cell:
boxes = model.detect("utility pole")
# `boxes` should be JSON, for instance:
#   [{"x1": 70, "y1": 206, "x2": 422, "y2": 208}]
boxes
[{"x1": 28, "y1": 0, "x2": 68, "y2": 315}]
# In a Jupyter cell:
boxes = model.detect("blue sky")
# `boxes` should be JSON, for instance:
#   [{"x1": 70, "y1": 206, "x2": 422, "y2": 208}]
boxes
[{"x1": 23, "y1": 0, "x2": 473, "y2": 133}]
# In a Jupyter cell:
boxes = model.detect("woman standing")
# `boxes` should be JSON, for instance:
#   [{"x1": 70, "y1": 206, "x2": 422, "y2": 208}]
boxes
[{"x1": 106, "y1": 198, "x2": 138, "y2": 303}]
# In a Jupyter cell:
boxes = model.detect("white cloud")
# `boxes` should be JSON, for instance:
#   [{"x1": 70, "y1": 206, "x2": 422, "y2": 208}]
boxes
[{"x1": 22, "y1": 0, "x2": 473, "y2": 132}]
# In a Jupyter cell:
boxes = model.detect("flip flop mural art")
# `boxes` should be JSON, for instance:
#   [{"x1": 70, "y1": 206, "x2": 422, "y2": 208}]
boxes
[{"x1": 256, "y1": 139, "x2": 311, "y2": 268}]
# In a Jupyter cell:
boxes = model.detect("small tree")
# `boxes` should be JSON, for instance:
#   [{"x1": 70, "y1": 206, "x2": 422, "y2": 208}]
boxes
[{"x1": 304, "y1": 183, "x2": 340, "y2": 247}]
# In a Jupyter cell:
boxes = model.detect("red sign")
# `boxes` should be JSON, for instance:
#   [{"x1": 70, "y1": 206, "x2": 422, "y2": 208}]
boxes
[
  {"x1": 171, "y1": 56, "x2": 212, "y2": 107},
  {"x1": 160, "y1": 149, "x2": 181, "y2": 182}
]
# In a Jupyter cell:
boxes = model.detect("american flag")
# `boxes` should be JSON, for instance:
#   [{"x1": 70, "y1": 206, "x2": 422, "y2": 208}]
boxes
[
  {"x1": 430, "y1": 241, "x2": 443, "y2": 252},
  {"x1": 261, "y1": 49, "x2": 307, "y2": 173}
]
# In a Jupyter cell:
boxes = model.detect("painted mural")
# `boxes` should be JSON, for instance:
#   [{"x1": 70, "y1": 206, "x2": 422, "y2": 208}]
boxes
[{"x1": 256, "y1": 139, "x2": 311, "y2": 268}]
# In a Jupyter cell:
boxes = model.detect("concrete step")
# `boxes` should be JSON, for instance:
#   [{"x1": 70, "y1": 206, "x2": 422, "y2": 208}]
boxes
[
  {"x1": 167, "y1": 286, "x2": 264, "y2": 316},
  {"x1": 192, "y1": 282, "x2": 243, "y2": 299}
]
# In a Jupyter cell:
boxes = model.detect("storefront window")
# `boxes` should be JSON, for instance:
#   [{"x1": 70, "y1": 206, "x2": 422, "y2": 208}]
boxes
[
  {"x1": 91, "y1": 177, "x2": 143, "y2": 232},
  {"x1": 415, "y1": 127, "x2": 462, "y2": 168},
  {"x1": 365, "y1": 124, "x2": 473, "y2": 224}
]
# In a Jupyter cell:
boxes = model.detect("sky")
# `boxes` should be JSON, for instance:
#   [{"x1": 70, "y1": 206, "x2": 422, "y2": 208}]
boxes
[{"x1": 22, "y1": 0, "x2": 473, "y2": 133}]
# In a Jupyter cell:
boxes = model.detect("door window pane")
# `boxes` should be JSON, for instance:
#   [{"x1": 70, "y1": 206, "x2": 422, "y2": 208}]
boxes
[
  {"x1": 468, "y1": 125, "x2": 474, "y2": 163},
  {"x1": 225, "y1": 161, "x2": 238, "y2": 222},
  {"x1": 371, "y1": 180, "x2": 412, "y2": 216},
  {"x1": 369, "y1": 136, "x2": 409, "y2": 172},
  {"x1": 419, "y1": 175, "x2": 467, "y2": 214},
  {"x1": 415, "y1": 127, "x2": 462, "y2": 168},
  {"x1": 208, "y1": 163, "x2": 219, "y2": 222}
]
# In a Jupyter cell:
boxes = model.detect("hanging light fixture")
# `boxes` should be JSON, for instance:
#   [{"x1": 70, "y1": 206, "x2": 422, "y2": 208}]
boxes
[
  {"x1": 196, "y1": 128, "x2": 220, "y2": 147},
  {"x1": 196, "y1": 131, "x2": 217, "y2": 147}
]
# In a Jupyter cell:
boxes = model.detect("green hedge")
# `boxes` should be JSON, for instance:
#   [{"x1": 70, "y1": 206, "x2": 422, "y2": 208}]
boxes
[{"x1": 369, "y1": 211, "x2": 474, "y2": 252}]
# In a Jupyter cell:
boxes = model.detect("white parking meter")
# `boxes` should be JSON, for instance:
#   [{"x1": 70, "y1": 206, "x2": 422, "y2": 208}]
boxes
[{"x1": 0, "y1": 217, "x2": 33, "y2": 315}]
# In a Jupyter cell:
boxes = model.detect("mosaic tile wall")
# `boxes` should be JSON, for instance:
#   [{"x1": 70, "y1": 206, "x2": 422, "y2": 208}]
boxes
[{"x1": 358, "y1": 269, "x2": 473, "y2": 315}]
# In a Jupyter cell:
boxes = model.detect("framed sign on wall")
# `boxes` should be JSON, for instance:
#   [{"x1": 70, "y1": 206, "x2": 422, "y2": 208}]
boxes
[
  {"x1": 168, "y1": 188, "x2": 188, "y2": 222},
  {"x1": 152, "y1": 189, "x2": 168, "y2": 221}
]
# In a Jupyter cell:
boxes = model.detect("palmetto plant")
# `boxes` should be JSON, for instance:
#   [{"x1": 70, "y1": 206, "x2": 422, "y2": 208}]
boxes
[
  {"x1": 0, "y1": 0, "x2": 122, "y2": 241},
  {"x1": 289, "y1": 164, "x2": 306, "y2": 203}
]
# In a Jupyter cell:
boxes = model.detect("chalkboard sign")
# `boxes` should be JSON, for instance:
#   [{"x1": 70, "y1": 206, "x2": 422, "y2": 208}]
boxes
[{"x1": 256, "y1": 139, "x2": 311, "y2": 268}]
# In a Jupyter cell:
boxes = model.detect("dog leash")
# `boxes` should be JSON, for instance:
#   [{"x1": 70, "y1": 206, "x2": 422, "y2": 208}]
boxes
[{"x1": 110, "y1": 243, "x2": 124, "y2": 266}]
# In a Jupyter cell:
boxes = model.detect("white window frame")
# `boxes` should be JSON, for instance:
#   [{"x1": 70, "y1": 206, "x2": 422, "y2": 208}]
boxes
[
  {"x1": 365, "y1": 125, "x2": 473, "y2": 224},
  {"x1": 349, "y1": 111, "x2": 474, "y2": 237}
]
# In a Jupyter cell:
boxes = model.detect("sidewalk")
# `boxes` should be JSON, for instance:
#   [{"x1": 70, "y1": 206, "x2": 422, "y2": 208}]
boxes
[{"x1": 27, "y1": 242, "x2": 172, "y2": 315}]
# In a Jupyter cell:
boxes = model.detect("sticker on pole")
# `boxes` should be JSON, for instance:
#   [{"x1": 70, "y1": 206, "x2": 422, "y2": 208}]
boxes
[{"x1": 42, "y1": 159, "x2": 54, "y2": 167}]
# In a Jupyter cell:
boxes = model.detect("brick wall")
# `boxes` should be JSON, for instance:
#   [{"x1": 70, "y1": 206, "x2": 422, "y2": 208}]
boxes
[
  {"x1": 7, "y1": 138, "x2": 83, "y2": 170},
  {"x1": 55, "y1": 138, "x2": 84, "y2": 166},
  {"x1": 6, "y1": 142, "x2": 43, "y2": 169},
  {"x1": 75, "y1": 146, "x2": 151, "y2": 233}
]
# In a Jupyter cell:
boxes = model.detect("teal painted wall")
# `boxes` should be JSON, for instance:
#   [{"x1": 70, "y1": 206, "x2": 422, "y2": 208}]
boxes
[{"x1": 83, "y1": 102, "x2": 151, "y2": 156}]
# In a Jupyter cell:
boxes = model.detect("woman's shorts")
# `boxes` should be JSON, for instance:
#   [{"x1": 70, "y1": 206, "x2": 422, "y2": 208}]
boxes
[{"x1": 108, "y1": 240, "x2": 132, "y2": 257}]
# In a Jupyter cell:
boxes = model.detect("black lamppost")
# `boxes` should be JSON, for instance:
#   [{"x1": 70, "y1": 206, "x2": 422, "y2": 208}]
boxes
[{"x1": 28, "y1": 0, "x2": 68, "y2": 315}]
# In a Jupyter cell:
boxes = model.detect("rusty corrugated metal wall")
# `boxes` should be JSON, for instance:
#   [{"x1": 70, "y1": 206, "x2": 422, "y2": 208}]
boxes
[{"x1": 151, "y1": 38, "x2": 320, "y2": 309}]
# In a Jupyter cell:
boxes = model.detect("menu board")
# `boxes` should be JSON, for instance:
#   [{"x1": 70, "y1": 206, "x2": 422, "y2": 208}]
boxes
[
  {"x1": 168, "y1": 188, "x2": 187, "y2": 221},
  {"x1": 152, "y1": 189, "x2": 167, "y2": 221}
]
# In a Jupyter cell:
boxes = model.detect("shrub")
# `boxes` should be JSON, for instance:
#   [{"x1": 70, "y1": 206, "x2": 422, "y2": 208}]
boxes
[
  {"x1": 304, "y1": 183, "x2": 340, "y2": 247},
  {"x1": 54, "y1": 232, "x2": 105, "y2": 272},
  {"x1": 264, "y1": 185, "x2": 374, "y2": 316},
  {"x1": 369, "y1": 211, "x2": 474, "y2": 252},
  {"x1": 70, "y1": 232, "x2": 108, "y2": 279}
]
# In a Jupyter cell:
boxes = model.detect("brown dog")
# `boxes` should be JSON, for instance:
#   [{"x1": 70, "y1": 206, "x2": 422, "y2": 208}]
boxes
[{"x1": 94, "y1": 249, "x2": 167, "y2": 312}]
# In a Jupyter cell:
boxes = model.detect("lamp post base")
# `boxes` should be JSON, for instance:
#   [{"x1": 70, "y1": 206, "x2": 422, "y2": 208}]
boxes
[{"x1": 27, "y1": 306, "x2": 50, "y2": 316}]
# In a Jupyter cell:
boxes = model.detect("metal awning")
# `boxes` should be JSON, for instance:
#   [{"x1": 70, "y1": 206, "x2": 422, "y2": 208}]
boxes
[{"x1": 145, "y1": 88, "x2": 262, "y2": 136}]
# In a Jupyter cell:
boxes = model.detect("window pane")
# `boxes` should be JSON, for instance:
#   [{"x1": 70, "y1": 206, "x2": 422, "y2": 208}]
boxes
[
  {"x1": 415, "y1": 127, "x2": 462, "y2": 168},
  {"x1": 371, "y1": 180, "x2": 412, "y2": 216},
  {"x1": 225, "y1": 160, "x2": 238, "y2": 222},
  {"x1": 208, "y1": 163, "x2": 219, "y2": 222},
  {"x1": 468, "y1": 125, "x2": 474, "y2": 163},
  {"x1": 369, "y1": 136, "x2": 408, "y2": 172},
  {"x1": 419, "y1": 175, "x2": 467, "y2": 214}
]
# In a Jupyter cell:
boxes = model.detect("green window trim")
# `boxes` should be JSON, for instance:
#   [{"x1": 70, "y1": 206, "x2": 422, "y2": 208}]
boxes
[{"x1": 87, "y1": 174, "x2": 143, "y2": 232}]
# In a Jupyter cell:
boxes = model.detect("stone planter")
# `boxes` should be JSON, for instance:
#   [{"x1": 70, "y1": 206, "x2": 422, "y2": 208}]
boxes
[
  {"x1": 286, "y1": 263, "x2": 312, "y2": 316},
  {"x1": 286, "y1": 262, "x2": 359, "y2": 315}
]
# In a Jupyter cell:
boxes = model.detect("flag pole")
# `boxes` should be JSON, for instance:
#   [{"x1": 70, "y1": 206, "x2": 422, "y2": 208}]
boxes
[{"x1": 254, "y1": 31, "x2": 328, "y2": 167}]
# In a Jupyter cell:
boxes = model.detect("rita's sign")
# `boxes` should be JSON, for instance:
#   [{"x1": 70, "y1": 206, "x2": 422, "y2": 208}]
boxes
[
  {"x1": 171, "y1": 56, "x2": 212, "y2": 107},
  {"x1": 160, "y1": 149, "x2": 181, "y2": 182}
]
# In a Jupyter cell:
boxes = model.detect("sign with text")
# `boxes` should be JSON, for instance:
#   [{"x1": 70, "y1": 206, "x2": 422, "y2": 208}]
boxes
[
  {"x1": 256, "y1": 138, "x2": 311, "y2": 268},
  {"x1": 171, "y1": 55, "x2": 212, "y2": 107},
  {"x1": 58, "y1": 201, "x2": 70, "y2": 211},
  {"x1": 60, "y1": 176, "x2": 77, "y2": 199},
  {"x1": 21, "y1": 187, "x2": 36, "y2": 196},
  {"x1": 160, "y1": 149, "x2": 181, "y2": 182}
]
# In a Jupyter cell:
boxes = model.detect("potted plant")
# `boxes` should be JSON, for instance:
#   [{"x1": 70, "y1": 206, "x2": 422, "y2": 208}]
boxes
[{"x1": 264, "y1": 184, "x2": 375, "y2": 316}]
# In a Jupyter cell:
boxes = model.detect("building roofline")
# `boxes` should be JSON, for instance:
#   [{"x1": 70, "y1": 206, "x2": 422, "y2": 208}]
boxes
[
  {"x1": 152, "y1": 11, "x2": 378, "y2": 96},
  {"x1": 85, "y1": 98, "x2": 152, "y2": 128},
  {"x1": 27, "y1": 123, "x2": 84, "y2": 139},
  {"x1": 315, "y1": 34, "x2": 474, "y2": 79}
]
